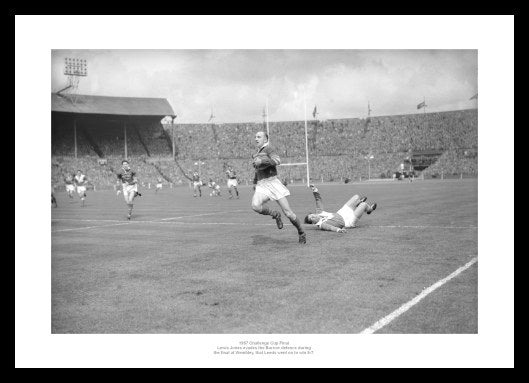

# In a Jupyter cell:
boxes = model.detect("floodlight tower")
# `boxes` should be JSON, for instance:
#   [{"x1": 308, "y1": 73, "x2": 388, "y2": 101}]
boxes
[
  {"x1": 58, "y1": 58, "x2": 87, "y2": 159},
  {"x1": 58, "y1": 58, "x2": 87, "y2": 104}
]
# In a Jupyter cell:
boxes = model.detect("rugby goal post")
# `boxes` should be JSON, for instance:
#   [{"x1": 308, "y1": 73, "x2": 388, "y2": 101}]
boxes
[{"x1": 267, "y1": 98, "x2": 310, "y2": 187}]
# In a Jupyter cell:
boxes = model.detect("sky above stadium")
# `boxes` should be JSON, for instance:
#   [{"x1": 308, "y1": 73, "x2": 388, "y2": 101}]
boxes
[{"x1": 51, "y1": 50, "x2": 477, "y2": 123}]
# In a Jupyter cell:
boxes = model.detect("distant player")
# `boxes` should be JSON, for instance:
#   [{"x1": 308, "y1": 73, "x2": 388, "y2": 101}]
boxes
[
  {"x1": 207, "y1": 178, "x2": 221, "y2": 196},
  {"x1": 251, "y1": 131, "x2": 306, "y2": 244},
  {"x1": 303, "y1": 184, "x2": 377, "y2": 233},
  {"x1": 64, "y1": 173, "x2": 75, "y2": 198},
  {"x1": 191, "y1": 171, "x2": 202, "y2": 197},
  {"x1": 117, "y1": 160, "x2": 142, "y2": 220},
  {"x1": 225, "y1": 166, "x2": 239, "y2": 199},
  {"x1": 155, "y1": 177, "x2": 163, "y2": 193},
  {"x1": 73, "y1": 170, "x2": 88, "y2": 207},
  {"x1": 51, "y1": 187, "x2": 58, "y2": 208}
]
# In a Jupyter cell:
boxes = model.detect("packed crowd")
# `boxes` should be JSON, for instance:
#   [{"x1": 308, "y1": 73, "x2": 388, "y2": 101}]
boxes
[
  {"x1": 421, "y1": 149, "x2": 478, "y2": 177},
  {"x1": 164, "y1": 108, "x2": 477, "y2": 158},
  {"x1": 52, "y1": 109, "x2": 478, "y2": 188},
  {"x1": 52, "y1": 123, "x2": 173, "y2": 158},
  {"x1": 51, "y1": 156, "x2": 116, "y2": 190},
  {"x1": 51, "y1": 155, "x2": 167, "y2": 191},
  {"x1": 52, "y1": 126, "x2": 94, "y2": 156}
]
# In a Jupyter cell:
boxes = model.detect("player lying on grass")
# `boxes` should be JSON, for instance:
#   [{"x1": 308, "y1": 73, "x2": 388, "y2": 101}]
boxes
[{"x1": 304, "y1": 185, "x2": 377, "y2": 233}]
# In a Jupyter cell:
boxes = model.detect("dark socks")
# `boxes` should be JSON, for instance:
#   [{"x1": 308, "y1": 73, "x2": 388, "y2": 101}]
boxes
[
  {"x1": 260, "y1": 207, "x2": 280, "y2": 218},
  {"x1": 289, "y1": 216, "x2": 304, "y2": 235}
]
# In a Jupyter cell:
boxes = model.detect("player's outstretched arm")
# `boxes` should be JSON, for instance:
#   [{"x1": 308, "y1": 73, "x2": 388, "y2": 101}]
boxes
[
  {"x1": 320, "y1": 222, "x2": 346, "y2": 233},
  {"x1": 309, "y1": 184, "x2": 324, "y2": 213}
]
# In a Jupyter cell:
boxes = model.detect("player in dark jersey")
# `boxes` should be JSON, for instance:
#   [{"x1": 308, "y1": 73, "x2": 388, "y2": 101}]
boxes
[
  {"x1": 304, "y1": 185, "x2": 377, "y2": 232},
  {"x1": 117, "y1": 160, "x2": 141, "y2": 220},
  {"x1": 226, "y1": 166, "x2": 239, "y2": 199},
  {"x1": 51, "y1": 186, "x2": 58, "y2": 208},
  {"x1": 251, "y1": 131, "x2": 306, "y2": 244},
  {"x1": 64, "y1": 174, "x2": 75, "y2": 199}
]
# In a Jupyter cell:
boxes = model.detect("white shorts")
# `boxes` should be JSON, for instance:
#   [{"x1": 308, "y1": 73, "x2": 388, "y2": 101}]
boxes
[
  {"x1": 66, "y1": 184, "x2": 75, "y2": 192},
  {"x1": 337, "y1": 204, "x2": 358, "y2": 228},
  {"x1": 76, "y1": 186, "x2": 86, "y2": 194},
  {"x1": 123, "y1": 183, "x2": 138, "y2": 194},
  {"x1": 227, "y1": 179, "x2": 238, "y2": 188},
  {"x1": 193, "y1": 181, "x2": 202, "y2": 188},
  {"x1": 255, "y1": 176, "x2": 290, "y2": 201}
]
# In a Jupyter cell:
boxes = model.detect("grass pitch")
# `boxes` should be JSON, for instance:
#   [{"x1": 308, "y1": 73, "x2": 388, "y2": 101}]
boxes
[{"x1": 51, "y1": 179, "x2": 477, "y2": 334}]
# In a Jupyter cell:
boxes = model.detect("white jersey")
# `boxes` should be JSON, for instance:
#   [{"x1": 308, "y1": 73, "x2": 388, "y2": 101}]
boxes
[
  {"x1": 314, "y1": 211, "x2": 335, "y2": 227},
  {"x1": 74, "y1": 174, "x2": 87, "y2": 186}
]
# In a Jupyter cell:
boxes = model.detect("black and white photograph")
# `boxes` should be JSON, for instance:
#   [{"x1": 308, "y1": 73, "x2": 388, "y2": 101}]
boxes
[{"x1": 16, "y1": 15, "x2": 514, "y2": 368}]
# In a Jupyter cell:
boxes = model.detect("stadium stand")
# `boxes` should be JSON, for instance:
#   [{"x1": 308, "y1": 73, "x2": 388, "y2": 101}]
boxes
[
  {"x1": 162, "y1": 108, "x2": 477, "y2": 183},
  {"x1": 421, "y1": 149, "x2": 478, "y2": 178},
  {"x1": 51, "y1": 94, "x2": 175, "y2": 189},
  {"x1": 52, "y1": 93, "x2": 477, "y2": 189}
]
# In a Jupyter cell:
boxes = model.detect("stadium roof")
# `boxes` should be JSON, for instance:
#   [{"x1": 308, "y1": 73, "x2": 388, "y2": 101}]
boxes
[{"x1": 51, "y1": 93, "x2": 175, "y2": 117}]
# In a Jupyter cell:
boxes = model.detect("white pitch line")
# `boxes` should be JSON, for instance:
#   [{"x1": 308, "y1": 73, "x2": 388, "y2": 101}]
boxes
[
  {"x1": 51, "y1": 210, "x2": 247, "y2": 223},
  {"x1": 51, "y1": 210, "x2": 247, "y2": 225},
  {"x1": 159, "y1": 210, "x2": 247, "y2": 221},
  {"x1": 52, "y1": 219, "x2": 274, "y2": 227},
  {"x1": 369, "y1": 225, "x2": 477, "y2": 229},
  {"x1": 151, "y1": 221, "x2": 271, "y2": 226},
  {"x1": 53, "y1": 218, "x2": 128, "y2": 223},
  {"x1": 52, "y1": 222, "x2": 135, "y2": 232},
  {"x1": 51, "y1": 218, "x2": 479, "y2": 230},
  {"x1": 360, "y1": 256, "x2": 478, "y2": 334},
  {"x1": 51, "y1": 210, "x2": 251, "y2": 232}
]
